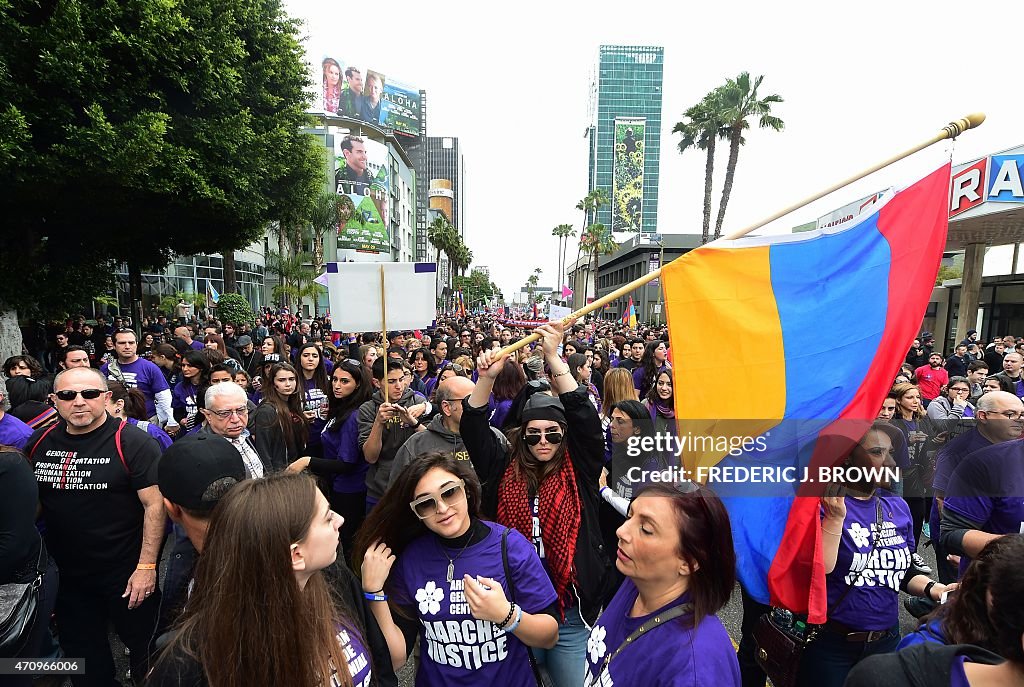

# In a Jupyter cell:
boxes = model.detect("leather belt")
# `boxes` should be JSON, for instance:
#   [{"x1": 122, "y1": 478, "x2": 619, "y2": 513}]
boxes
[{"x1": 824, "y1": 620, "x2": 889, "y2": 643}]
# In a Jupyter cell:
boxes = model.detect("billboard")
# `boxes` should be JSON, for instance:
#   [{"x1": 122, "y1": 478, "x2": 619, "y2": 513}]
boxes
[
  {"x1": 612, "y1": 118, "x2": 645, "y2": 233},
  {"x1": 315, "y1": 56, "x2": 420, "y2": 137},
  {"x1": 381, "y1": 79, "x2": 422, "y2": 136},
  {"x1": 334, "y1": 133, "x2": 390, "y2": 253}
]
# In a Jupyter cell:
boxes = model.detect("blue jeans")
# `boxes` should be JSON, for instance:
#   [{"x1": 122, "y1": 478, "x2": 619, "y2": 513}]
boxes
[
  {"x1": 796, "y1": 623, "x2": 900, "y2": 687},
  {"x1": 533, "y1": 603, "x2": 588, "y2": 687}
]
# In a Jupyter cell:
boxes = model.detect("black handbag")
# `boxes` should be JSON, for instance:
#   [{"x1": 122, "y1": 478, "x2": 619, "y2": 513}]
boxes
[
  {"x1": 0, "y1": 535, "x2": 47, "y2": 658},
  {"x1": 502, "y1": 527, "x2": 545, "y2": 687},
  {"x1": 753, "y1": 498, "x2": 883, "y2": 687}
]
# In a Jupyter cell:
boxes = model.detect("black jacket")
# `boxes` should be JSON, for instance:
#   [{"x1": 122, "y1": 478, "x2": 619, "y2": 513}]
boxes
[
  {"x1": 846, "y1": 642, "x2": 1003, "y2": 687},
  {"x1": 944, "y1": 353, "x2": 971, "y2": 378},
  {"x1": 247, "y1": 404, "x2": 294, "y2": 471},
  {"x1": 460, "y1": 385, "x2": 617, "y2": 625}
]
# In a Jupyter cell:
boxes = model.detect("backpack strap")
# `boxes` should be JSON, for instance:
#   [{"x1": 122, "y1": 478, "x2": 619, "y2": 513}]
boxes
[{"x1": 28, "y1": 423, "x2": 60, "y2": 461}]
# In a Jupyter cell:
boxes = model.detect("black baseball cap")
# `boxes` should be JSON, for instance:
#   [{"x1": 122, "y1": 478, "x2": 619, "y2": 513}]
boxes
[{"x1": 157, "y1": 434, "x2": 247, "y2": 512}]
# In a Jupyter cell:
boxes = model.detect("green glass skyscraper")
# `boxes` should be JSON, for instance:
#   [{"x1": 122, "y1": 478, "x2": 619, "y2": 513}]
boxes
[{"x1": 587, "y1": 45, "x2": 664, "y2": 236}]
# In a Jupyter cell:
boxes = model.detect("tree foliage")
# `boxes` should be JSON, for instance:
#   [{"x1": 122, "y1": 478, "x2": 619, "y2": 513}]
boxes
[
  {"x1": 214, "y1": 292, "x2": 255, "y2": 326},
  {"x1": 0, "y1": 0, "x2": 322, "y2": 318},
  {"x1": 453, "y1": 269, "x2": 495, "y2": 308}
]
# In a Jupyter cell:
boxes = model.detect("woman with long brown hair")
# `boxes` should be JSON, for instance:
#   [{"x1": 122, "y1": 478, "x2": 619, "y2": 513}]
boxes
[
  {"x1": 890, "y1": 382, "x2": 944, "y2": 573},
  {"x1": 148, "y1": 472, "x2": 373, "y2": 686},
  {"x1": 251, "y1": 362, "x2": 309, "y2": 464},
  {"x1": 354, "y1": 453, "x2": 557, "y2": 686},
  {"x1": 462, "y1": 320, "x2": 614, "y2": 687}
]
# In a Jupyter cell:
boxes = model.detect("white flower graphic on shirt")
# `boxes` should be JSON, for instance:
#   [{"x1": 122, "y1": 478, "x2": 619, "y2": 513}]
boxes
[
  {"x1": 848, "y1": 522, "x2": 871, "y2": 549},
  {"x1": 588, "y1": 624, "x2": 607, "y2": 663},
  {"x1": 415, "y1": 581, "x2": 444, "y2": 615}
]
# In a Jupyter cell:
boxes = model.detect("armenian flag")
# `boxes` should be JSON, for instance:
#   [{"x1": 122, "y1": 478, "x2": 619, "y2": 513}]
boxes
[
  {"x1": 620, "y1": 297, "x2": 637, "y2": 329},
  {"x1": 662, "y1": 164, "x2": 951, "y2": 622}
]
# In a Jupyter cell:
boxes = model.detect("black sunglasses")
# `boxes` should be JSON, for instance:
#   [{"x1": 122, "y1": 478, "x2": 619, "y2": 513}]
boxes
[
  {"x1": 523, "y1": 431, "x2": 563, "y2": 446},
  {"x1": 54, "y1": 388, "x2": 105, "y2": 401}
]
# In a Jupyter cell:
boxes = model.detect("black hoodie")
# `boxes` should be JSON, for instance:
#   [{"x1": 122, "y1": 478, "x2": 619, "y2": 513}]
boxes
[{"x1": 845, "y1": 642, "x2": 1004, "y2": 687}]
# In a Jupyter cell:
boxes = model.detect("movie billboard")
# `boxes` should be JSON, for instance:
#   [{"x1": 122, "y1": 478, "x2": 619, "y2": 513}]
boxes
[
  {"x1": 381, "y1": 79, "x2": 421, "y2": 136},
  {"x1": 334, "y1": 133, "x2": 390, "y2": 253},
  {"x1": 315, "y1": 56, "x2": 420, "y2": 137},
  {"x1": 612, "y1": 118, "x2": 645, "y2": 233}
]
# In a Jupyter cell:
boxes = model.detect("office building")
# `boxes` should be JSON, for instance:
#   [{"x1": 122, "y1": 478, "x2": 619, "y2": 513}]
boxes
[{"x1": 586, "y1": 45, "x2": 664, "y2": 236}]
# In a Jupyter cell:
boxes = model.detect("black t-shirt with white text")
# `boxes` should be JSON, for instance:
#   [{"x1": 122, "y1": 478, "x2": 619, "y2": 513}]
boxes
[{"x1": 30, "y1": 415, "x2": 160, "y2": 579}]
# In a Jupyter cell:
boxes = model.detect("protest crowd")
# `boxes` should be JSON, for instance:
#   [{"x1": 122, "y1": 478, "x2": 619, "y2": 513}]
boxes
[{"x1": 2, "y1": 308, "x2": 1024, "y2": 687}]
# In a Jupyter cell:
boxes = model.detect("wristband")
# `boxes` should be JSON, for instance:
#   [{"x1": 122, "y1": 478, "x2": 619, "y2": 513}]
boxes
[
  {"x1": 136, "y1": 563, "x2": 157, "y2": 570},
  {"x1": 412, "y1": 418, "x2": 422, "y2": 428},
  {"x1": 364, "y1": 592, "x2": 387, "y2": 602},
  {"x1": 497, "y1": 602, "x2": 516, "y2": 629},
  {"x1": 505, "y1": 604, "x2": 524, "y2": 633},
  {"x1": 923, "y1": 580, "x2": 937, "y2": 601},
  {"x1": 551, "y1": 368, "x2": 571, "y2": 378}
]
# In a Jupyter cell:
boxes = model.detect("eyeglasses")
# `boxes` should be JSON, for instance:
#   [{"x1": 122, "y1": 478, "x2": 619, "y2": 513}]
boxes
[
  {"x1": 54, "y1": 388, "x2": 105, "y2": 401},
  {"x1": 950, "y1": 387, "x2": 970, "y2": 394},
  {"x1": 986, "y1": 410, "x2": 1024, "y2": 420},
  {"x1": 523, "y1": 430, "x2": 564, "y2": 446},
  {"x1": 207, "y1": 406, "x2": 248, "y2": 419},
  {"x1": 409, "y1": 480, "x2": 467, "y2": 519}
]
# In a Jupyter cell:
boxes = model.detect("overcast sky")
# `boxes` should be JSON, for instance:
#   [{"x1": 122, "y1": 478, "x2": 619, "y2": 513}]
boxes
[{"x1": 283, "y1": 0, "x2": 1024, "y2": 298}]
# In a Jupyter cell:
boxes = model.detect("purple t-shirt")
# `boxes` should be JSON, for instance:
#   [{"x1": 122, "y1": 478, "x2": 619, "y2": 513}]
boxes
[
  {"x1": 585, "y1": 578, "x2": 740, "y2": 687},
  {"x1": 302, "y1": 378, "x2": 329, "y2": 455},
  {"x1": 825, "y1": 493, "x2": 914, "y2": 630},
  {"x1": 171, "y1": 381, "x2": 199, "y2": 430},
  {"x1": 332, "y1": 623, "x2": 372, "y2": 687},
  {"x1": 102, "y1": 358, "x2": 170, "y2": 417},
  {"x1": 943, "y1": 440, "x2": 1024, "y2": 572},
  {"x1": 929, "y1": 428, "x2": 992, "y2": 539},
  {"x1": 127, "y1": 418, "x2": 173, "y2": 451},
  {"x1": 489, "y1": 398, "x2": 513, "y2": 429},
  {"x1": 0, "y1": 412, "x2": 33, "y2": 450},
  {"x1": 391, "y1": 521, "x2": 557, "y2": 686},
  {"x1": 321, "y1": 413, "x2": 368, "y2": 493},
  {"x1": 950, "y1": 656, "x2": 970, "y2": 687}
]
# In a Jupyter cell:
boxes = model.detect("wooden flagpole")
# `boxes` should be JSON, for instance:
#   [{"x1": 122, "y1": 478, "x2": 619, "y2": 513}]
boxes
[
  {"x1": 380, "y1": 264, "x2": 389, "y2": 404},
  {"x1": 495, "y1": 113, "x2": 985, "y2": 359}
]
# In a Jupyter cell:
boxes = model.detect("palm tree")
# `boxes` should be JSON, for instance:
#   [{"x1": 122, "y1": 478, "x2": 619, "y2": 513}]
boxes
[
  {"x1": 307, "y1": 191, "x2": 356, "y2": 315},
  {"x1": 579, "y1": 223, "x2": 616, "y2": 302},
  {"x1": 308, "y1": 192, "x2": 355, "y2": 274},
  {"x1": 573, "y1": 190, "x2": 609, "y2": 297},
  {"x1": 265, "y1": 250, "x2": 318, "y2": 315},
  {"x1": 427, "y1": 214, "x2": 457, "y2": 295},
  {"x1": 454, "y1": 243, "x2": 473, "y2": 281},
  {"x1": 713, "y1": 72, "x2": 784, "y2": 239},
  {"x1": 526, "y1": 268, "x2": 541, "y2": 304},
  {"x1": 551, "y1": 223, "x2": 575, "y2": 296},
  {"x1": 674, "y1": 89, "x2": 730, "y2": 245}
]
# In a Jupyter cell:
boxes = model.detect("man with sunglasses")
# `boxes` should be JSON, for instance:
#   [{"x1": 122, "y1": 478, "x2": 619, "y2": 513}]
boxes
[{"x1": 29, "y1": 366, "x2": 164, "y2": 685}]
